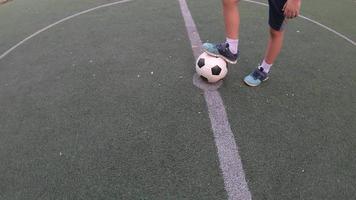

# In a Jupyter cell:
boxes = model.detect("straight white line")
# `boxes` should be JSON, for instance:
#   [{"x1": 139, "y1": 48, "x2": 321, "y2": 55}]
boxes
[
  {"x1": 204, "y1": 90, "x2": 252, "y2": 200},
  {"x1": 178, "y1": 0, "x2": 252, "y2": 199},
  {"x1": 242, "y1": 0, "x2": 356, "y2": 46},
  {"x1": 0, "y1": 0, "x2": 133, "y2": 60}
]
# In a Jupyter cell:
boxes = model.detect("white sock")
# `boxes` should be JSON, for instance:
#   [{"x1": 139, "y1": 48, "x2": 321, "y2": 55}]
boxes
[
  {"x1": 258, "y1": 60, "x2": 273, "y2": 73},
  {"x1": 226, "y1": 37, "x2": 239, "y2": 54}
]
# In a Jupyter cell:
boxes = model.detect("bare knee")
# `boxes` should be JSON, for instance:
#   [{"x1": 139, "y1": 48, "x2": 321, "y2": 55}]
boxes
[
  {"x1": 269, "y1": 28, "x2": 284, "y2": 39},
  {"x1": 223, "y1": 0, "x2": 239, "y2": 7}
]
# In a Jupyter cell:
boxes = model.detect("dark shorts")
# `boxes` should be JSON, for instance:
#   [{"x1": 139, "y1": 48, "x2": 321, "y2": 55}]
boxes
[{"x1": 268, "y1": 0, "x2": 287, "y2": 31}]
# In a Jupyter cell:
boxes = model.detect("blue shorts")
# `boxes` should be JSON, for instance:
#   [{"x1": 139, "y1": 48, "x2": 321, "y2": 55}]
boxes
[{"x1": 268, "y1": 0, "x2": 287, "y2": 31}]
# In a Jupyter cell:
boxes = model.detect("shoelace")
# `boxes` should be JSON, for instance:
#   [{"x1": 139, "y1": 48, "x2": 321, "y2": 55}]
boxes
[
  {"x1": 252, "y1": 68, "x2": 267, "y2": 80},
  {"x1": 217, "y1": 43, "x2": 228, "y2": 50}
]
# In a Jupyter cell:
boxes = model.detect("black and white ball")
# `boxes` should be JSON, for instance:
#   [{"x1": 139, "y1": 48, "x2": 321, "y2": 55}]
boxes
[{"x1": 195, "y1": 52, "x2": 228, "y2": 83}]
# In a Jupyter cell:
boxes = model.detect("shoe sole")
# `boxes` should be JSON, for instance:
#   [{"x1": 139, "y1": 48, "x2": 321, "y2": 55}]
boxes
[{"x1": 203, "y1": 49, "x2": 238, "y2": 64}]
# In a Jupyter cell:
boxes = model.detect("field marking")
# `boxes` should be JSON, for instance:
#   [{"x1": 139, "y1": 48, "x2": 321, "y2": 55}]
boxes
[
  {"x1": 0, "y1": 0, "x2": 351, "y2": 198},
  {"x1": 0, "y1": 0, "x2": 133, "y2": 61},
  {"x1": 242, "y1": 0, "x2": 356, "y2": 46},
  {"x1": 178, "y1": 0, "x2": 252, "y2": 199}
]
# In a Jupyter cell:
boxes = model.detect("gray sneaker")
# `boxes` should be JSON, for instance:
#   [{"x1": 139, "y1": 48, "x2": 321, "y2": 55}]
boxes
[{"x1": 244, "y1": 67, "x2": 269, "y2": 87}]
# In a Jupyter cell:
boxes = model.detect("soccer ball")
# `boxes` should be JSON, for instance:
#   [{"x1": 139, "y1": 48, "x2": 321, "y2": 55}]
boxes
[{"x1": 195, "y1": 52, "x2": 228, "y2": 83}]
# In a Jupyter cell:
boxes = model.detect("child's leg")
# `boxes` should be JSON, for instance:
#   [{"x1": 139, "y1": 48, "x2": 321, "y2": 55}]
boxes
[
  {"x1": 244, "y1": 0, "x2": 301, "y2": 87},
  {"x1": 258, "y1": 0, "x2": 287, "y2": 72},
  {"x1": 243, "y1": 0, "x2": 286, "y2": 86},
  {"x1": 243, "y1": 28, "x2": 285, "y2": 86},
  {"x1": 201, "y1": 0, "x2": 240, "y2": 64},
  {"x1": 260, "y1": 28, "x2": 285, "y2": 72},
  {"x1": 222, "y1": 0, "x2": 240, "y2": 54},
  {"x1": 222, "y1": 0, "x2": 240, "y2": 40}
]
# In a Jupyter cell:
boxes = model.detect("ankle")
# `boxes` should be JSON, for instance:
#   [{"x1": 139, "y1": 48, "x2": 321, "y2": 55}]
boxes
[
  {"x1": 258, "y1": 60, "x2": 272, "y2": 73},
  {"x1": 226, "y1": 38, "x2": 239, "y2": 54}
]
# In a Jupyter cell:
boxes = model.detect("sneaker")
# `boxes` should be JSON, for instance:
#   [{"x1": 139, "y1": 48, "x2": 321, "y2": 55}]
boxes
[
  {"x1": 244, "y1": 67, "x2": 269, "y2": 87},
  {"x1": 202, "y1": 42, "x2": 238, "y2": 64}
]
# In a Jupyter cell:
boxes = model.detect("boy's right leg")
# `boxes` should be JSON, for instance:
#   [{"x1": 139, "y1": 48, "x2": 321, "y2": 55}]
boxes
[
  {"x1": 202, "y1": 0, "x2": 240, "y2": 64},
  {"x1": 223, "y1": 0, "x2": 240, "y2": 40}
]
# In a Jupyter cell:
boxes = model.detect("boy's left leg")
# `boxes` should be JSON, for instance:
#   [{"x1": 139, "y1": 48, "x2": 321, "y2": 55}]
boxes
[
  {"x1": 244, "y1": 0, "x2": 292, "y2": 87},
  {"x1": 244, "y1": 28, "x2": 285, "y2": 86},
  {"x1": 264, "y1": 28, "x2": 285, "y2": 69}
]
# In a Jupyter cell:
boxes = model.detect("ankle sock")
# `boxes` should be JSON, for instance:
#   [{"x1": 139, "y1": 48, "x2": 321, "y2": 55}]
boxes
[
  {"x1": 226, "y1": 37, "x2": 239, "y2": 54},
  {"x1": 258, "y1": 60, "x2": 272, "y2": 73}
]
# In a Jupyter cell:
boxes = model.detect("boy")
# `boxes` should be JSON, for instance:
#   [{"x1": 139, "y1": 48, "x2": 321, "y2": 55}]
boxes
[{"x1": 203, "y1": 0, "x2": 302, "y2": 86}]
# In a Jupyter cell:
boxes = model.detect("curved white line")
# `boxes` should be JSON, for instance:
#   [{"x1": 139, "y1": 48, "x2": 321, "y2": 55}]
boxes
[
  {"x1": 242, "y1": 0, "x2": 355, "y2": 46},
  {"x1": 298, "y1": 15, "x2": 356, "y2": 46},
  {"x1": 0, "y1": 0, "x2": 133, "y2": 60},
  {"x1": 0, "y1": 0, "x2": 353, "y2": 61}
]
